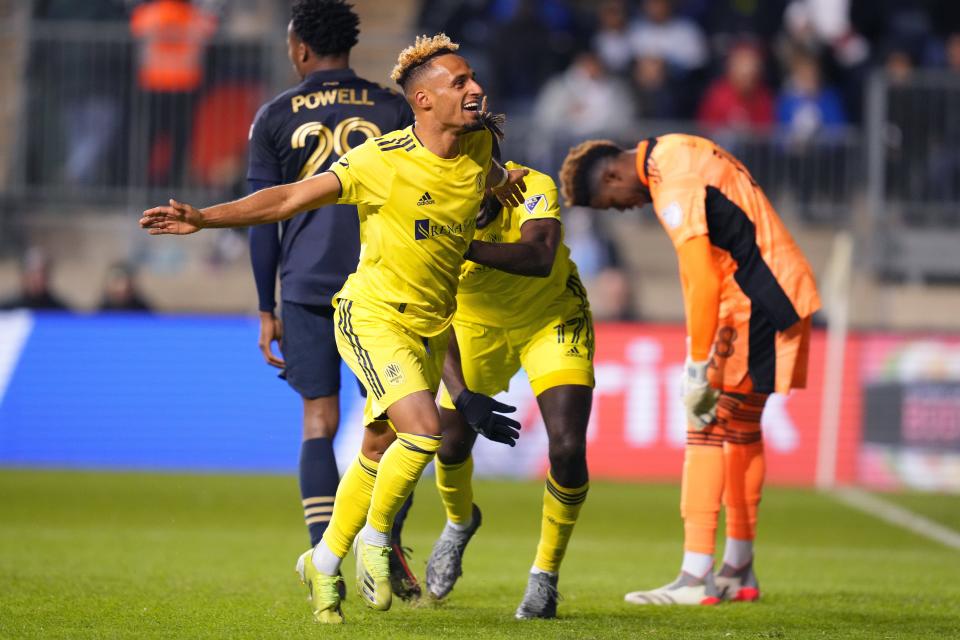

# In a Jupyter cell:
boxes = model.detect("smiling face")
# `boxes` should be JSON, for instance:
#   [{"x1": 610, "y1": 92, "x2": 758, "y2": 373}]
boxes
[{"x1": 410, "y1": 54, "x2": 484, "y2": 131}]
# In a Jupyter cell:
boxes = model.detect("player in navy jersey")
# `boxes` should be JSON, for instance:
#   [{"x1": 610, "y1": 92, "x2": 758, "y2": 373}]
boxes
[{"x1": 246, "y1": 0, "x2": 420, "y2": 599}]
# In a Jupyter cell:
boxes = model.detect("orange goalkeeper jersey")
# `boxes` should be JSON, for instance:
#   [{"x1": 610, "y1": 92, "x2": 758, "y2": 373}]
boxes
[{"x1": 637, "y1": 134, "x2": 820, "y2": 390}]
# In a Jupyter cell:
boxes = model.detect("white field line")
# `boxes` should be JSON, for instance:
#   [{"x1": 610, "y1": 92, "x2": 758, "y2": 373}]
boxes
[{"x1": 832, "y1": 487, "x2": 960, "y2": 551}]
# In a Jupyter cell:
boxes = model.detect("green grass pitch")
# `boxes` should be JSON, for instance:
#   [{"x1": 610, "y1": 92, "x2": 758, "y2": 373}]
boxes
[{"x1": 1, "y1": 469, "x2": 959, "y2": 639}]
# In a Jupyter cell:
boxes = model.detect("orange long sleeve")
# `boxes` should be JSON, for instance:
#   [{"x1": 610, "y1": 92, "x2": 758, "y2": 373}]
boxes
[{"x1": 677, "y1": 235, "x2": 721, "y2": 361}]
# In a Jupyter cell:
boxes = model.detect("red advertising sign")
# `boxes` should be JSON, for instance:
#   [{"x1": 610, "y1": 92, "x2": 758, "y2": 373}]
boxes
[{"x1": 471, "y1": 323, "x2": 863, "y2": 486}]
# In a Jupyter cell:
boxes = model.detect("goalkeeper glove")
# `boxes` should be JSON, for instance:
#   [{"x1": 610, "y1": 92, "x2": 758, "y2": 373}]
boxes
[
  {"x1": 682, "y1": 357, "x2": 720, "y2": 431},
  {"x1": 454, "y1": 390, "x2": 521, "y2": 446}
]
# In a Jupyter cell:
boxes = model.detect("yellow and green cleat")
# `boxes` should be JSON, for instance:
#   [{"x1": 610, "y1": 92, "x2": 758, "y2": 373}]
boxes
[
  {"x1": 353, "y1": 537, "x2": 393, "y2": 611},
  {"x1": 295, "y1": 549, "x2": 344, "y2": 624}
]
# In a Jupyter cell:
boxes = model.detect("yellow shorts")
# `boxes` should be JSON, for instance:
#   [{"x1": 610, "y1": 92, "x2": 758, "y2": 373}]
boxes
[
  {"x1": 438, "y1": 291, "x2": 595, "y2": 409},
  {"x1": 334, "y1": 299, "x2": 448, "y2": 426}
]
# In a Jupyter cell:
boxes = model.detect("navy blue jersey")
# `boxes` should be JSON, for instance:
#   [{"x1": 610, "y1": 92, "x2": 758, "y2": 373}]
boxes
[{"x1": 248, "y1": 68, "x2": 413, "y2": 310}]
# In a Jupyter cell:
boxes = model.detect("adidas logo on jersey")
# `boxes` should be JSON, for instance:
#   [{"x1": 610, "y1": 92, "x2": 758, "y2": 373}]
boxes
[
  {"x1": 566, "y1": 346, "x2": 583, "y2": 357},
  {"x1": 417, "y1": 192, "x2": 435, "y2": 206}
]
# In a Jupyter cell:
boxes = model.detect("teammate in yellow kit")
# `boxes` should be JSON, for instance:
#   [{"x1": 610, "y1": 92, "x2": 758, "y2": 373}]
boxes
[
  {"x1": 559, "y1": 134, "x2": 820, "y2": 606},
  {"x1": 140, "y1": 34, "x2": 528, "y2": 624},
  {"x1": 418, "y1": 161, "x2": 593, "y2": 619}
]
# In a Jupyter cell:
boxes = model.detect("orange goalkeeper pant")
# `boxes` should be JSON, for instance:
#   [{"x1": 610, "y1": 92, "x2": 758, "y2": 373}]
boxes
[{"x1": 681, "y1": 392, "x2": 767, "y2": 554}]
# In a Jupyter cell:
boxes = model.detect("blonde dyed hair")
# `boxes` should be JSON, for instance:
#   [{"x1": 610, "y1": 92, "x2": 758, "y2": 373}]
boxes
[{"x1": 390, "y1": 33, "x2": 460, "y2": 85}]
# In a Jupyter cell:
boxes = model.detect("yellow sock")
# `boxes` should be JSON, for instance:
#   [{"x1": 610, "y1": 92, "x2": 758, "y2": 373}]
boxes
[
  {"x1": 367, "y1": 433, "x2": 442, "y2": 533},
  {"x1": 435, "y1": 456, "x2": 474, "y2": 525},
  {"x1": 533, "y1": 471, "x2": 589, "y2": 573},
  {"x1": 321, "y1": 453, "x2": 378, "y2": 558}
]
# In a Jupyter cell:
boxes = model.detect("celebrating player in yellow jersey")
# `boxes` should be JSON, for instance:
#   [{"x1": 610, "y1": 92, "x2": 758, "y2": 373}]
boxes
[
  {"x1": 421, "y1": 162, "x2": 594, "y2": 619},
  {"x1": 140, "y1": 34, "x2": 528, "y2": 624}
]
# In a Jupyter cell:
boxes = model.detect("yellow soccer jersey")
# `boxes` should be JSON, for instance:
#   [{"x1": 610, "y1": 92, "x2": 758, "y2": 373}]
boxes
[
  {"x1": 328, "y1": 125, "x2": 493, "y2": 336},
  {"x1": 455, "y1": 162, "x2": 574, "y2": 328}
]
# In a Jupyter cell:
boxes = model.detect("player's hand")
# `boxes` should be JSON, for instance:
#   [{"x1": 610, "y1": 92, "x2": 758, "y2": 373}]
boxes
[
  {"x1": 258, "y1": 311, "x2": 285, "y2": 368},
  {"x1": 682, "y1": 357, "x2": 720, "y2": 430},
  {"x1": 454, "y1": 389, "x2": 521, "y2": 446},
  {"x1": 140, "y1": 199, "x2": 204, "y2": 235},
  {"x1": 492, "y1": 168, "x2": 529, "y2": 209}
]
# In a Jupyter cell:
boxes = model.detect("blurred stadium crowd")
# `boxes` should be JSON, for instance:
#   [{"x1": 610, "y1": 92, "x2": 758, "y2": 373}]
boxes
[{"x1": 0, "y1": 0, "x2": 958, "y2": 326}]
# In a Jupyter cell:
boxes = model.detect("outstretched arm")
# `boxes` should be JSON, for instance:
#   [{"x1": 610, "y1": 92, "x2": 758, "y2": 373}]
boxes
[
  {"x1": 140, "y1": 172, "x2": 342, "y2": 234},
  {"x1": 465, "y1": 218, "x2": 560, "y2": 278}
]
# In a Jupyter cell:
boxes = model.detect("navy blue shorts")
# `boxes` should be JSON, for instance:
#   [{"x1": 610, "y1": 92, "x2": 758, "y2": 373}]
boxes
[{"x1": 279, "y1": 301, "x2": 363, "y2": 399}]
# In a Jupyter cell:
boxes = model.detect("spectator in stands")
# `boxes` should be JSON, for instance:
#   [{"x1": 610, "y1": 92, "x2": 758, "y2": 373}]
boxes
[
  {"x1": 30, "y1": 0, "x2": 128, "y2": 187},
  {"x1": 0, "y1": 248, "x2": 71, "y2": 311},
  {"x1": 776, "y1": 51, "x2": 846, "y2": 144},
  {"x1": 130, "y1": 0, "x2": 217, "y2": 187},
  {"x1": 783, "y1": 0, "x2": 870, "y2": 121},
  {"x1": 884, "y1": 43, "x2": 915, "y2": 85},
  {"x1": 488, "y1": 0, "x2": 581, "y2": 109},
  {"x1": 593, "y1": 0, "x2": 635, "y2": 75},
  {"x1": 98, "y1": 263, "x2": 152, "y2": 312},
  {"x1": 946, "y1": 32, "x2": 960, "y2": 73},
  {"x1": 629, "y1": 0, "x2": 708, "y2": 73},
  {"x1": 698, "y1": 0, "x2": 787, "y2": 55},
  {"x1": 697, "y1": 41, "x2": 774, "y2": 133},
  {"x1": 533, "y1": 51, "x2": 635, "y2": 138},
  {"x1": 630, "y1": 55, "x2": 677, "y2": 120}
]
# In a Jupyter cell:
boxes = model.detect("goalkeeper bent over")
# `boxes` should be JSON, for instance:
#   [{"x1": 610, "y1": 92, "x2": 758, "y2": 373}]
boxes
[{"x1": 559, "y1": 134, "x2": 819, "y2": 606}]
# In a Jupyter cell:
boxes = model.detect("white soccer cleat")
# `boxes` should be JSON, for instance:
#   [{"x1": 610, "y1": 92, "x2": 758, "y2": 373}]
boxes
[
  {"x1": 715, "y1": 562, "x2": 760, "y2": 602},
  {"x1": 624, "y1": 571, "x2": 722, "y2": 606}
]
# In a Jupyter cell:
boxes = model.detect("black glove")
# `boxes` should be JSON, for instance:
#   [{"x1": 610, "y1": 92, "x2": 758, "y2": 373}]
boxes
[{"x1": 454, "y1": 389, "x2": 521, "y2": 446}]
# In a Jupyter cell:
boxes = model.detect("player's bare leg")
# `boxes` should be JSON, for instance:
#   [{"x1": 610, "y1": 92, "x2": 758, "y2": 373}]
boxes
[
  {"x1": 516, "y1": 384, "x2": 592, "y2": 619},
  {"x1": 426, "y1": 407, "x2": 482, "y2": 599}
]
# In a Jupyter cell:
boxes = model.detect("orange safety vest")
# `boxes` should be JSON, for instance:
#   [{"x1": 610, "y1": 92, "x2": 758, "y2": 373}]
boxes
[{"x1": 130, "y1": 0, "x2": 217, "y2": 92}]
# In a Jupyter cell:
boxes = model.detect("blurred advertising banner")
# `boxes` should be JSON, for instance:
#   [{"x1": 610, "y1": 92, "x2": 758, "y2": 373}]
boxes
[
  {"x1": 858, "y1": 336, "x2": 960, "y2": 492},
  {"x1": 471, "y1": 324, "x2": 861, "y2": 485},
  {"x1": 2, "y1": 312, "x2": 955, "y2": 491}
]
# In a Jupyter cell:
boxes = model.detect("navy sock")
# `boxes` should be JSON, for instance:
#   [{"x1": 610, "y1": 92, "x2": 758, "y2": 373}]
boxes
[
  {"x1": 299, "y1": 437, "x2": 339, "y2": 547},
  {"x1": 391, "y1": 491, "x2": 415, "y2": 543}
]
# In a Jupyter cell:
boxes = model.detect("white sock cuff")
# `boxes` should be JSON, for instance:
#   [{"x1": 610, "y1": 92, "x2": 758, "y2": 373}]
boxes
[
  {"x1": 681, "y1": 551, "x2": 715, "y2": 578},
  {"x1": 447, "y1": 516, "x2": 473, "y2": 532},
  {"x1": 311, "y1": 540, "x2": 343, "y2": 576},
  {"x1": 722, "y1": 537, "x2": 754, "y2": 569},
  {"x1": 360, "y1": 523, "x2": 390, "y2": 547}
]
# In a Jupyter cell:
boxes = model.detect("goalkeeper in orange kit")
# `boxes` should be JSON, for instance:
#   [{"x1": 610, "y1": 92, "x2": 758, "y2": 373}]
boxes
[{"x1": 559, "y1": 134, "x2": 820, "y2": 605}]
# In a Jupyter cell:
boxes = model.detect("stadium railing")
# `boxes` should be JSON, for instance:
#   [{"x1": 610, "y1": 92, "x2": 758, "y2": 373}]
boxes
[
  {"x1": 864, "y1": 70, "x2": 960, "y2": 281},
  {"x1": 502, "y1": 117, "x2": 864, "y2": 226},
  {"x1": 8, "y1": 22, "x2": 288, "y2": 209}
]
